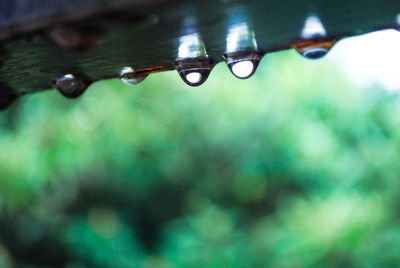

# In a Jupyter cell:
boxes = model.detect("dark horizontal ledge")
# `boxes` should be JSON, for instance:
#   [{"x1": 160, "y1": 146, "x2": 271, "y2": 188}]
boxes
[{"x1": 0, "y1": 0, "x2": 399, "y2": 107}]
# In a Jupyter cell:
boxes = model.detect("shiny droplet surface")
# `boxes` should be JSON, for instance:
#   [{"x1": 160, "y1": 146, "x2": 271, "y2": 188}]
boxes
[
  {"x1": 226, "y1": 22, "x2": 258, "y2": 54},
  {"x1": 223, "y1": 52, "x2": 262, "y2": 79},
  {"x1": 175, "y1": 59, "x2": 213, "y2": 87},
  {"x1": 55, "y1": 74, "x2": 90, "y2": 99},
  {"x1": 230, "y1": 60, "x2": 254, "y2": 78},
  {"x1": 300, "y1": 15, "x2": 327, "y2": 39},
  {"x1": 120, "y1": 67, "x2": 147, "y2": 85},
  {"x1": 178, "y1": 68, "x2": 211, "y2": 87},
  {"x1": 293, "y1": 40, "x2": 336, "y2": 60},
  {"x1": 185, "y1": 72, "x2": 202, "y2": 84}
]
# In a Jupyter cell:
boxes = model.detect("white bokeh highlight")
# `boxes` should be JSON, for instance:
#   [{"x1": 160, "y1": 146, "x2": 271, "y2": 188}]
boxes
[
  {"x1": 231, "y1": 61, "x2": 254, "y2": 78},
  {"x1": 301, "y1": 15, "x2": 327, "y2": 39},
  {"x1": 330, "y1": 29, "x2": 400, "y2": 91},
  {"x1": 186, "y1": 72, "x2": 202, "y2": 84}
]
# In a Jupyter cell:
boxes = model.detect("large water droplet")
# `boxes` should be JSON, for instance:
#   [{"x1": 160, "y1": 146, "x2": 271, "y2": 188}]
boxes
[
  {"x1": 223, "y1": 52, "x2": 262, "y2": 79},
  {"x1": 293, "y1": 40, "x2": 336, "y2": 60},
  {"x1": 55, "y1": 74, "x2": 90, "y2": 98},
  {"x1": 120, "y1": 67, "x2": 147, "y2": 85},
  {"x1": 176, "y1": 59, "x2": 213, "y2": 87}
]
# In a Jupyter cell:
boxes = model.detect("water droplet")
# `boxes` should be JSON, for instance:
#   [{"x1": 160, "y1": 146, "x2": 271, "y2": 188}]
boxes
[
  {"x1": 54, "y1": 74, "x2": 90, "y2": 99},
  {"x1": 119, "y1": 67, "x2": 147, "y2": 85},
  {"x1": 176, "y1": 59, "x2": 213, "y2": 87},
  {"x1": 178, "y1": 32, "x2": 207, "y2": 59},
  {"x1": 300, "y1": 15, "x2": 327, "y2": 39},
  {"x1": 223, "y1": 52, "x2": 262, "y2": 79},
  {"x1": 293, "y1": 40, "x2": 336, "y2": 59},
  {"x1": 226, "y1": 22, "x2": 258, "y2": 54},
  {"x1": 179, "y1": 69, "x2": 211, "y2": 87}
]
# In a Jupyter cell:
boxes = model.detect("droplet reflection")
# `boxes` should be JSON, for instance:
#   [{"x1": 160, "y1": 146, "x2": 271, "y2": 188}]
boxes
[
  {"x1": 176, "y1": 59, "x2": 213, "y2": 87},
  {"x1": 223, "y1": 52, "x2": 262, "y2": 79},
  {"x1": 185, "y1": 72, "x2": 202, "y2": 84},
  {"x1": 55, "y1": 73, "x2": 90, "y2": 99},
  {"x1": 300, "y1": 15, "x2": 327, "y2": 39},
  {"x1": 231, "y1": 61, "x2": 254, "y2": 78},
  {"x1": 119, "y1": 67, "x2": 147, "y2": 85},
  {"x1": 293, "y1": 40, "x2": 336, "y2": 60},
  {"x1": 226, "y1": 22, "x2": 258, "y2": 54}
]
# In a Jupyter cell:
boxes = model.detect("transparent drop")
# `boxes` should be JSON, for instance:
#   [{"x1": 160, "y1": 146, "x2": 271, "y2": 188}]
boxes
[
  {"x1": 293, "y1": 40, "x2": 336, "y2": 60},
  {"x1": 178, "y1": 69, "x2": 211, "y2": 87},
  {"x1": 226, "y1": 22, "x2": 258, "y2": 54},
  {"x1": 300, "y1": 15, "x2": 327, "y2": 39},
  {"x1": 55, "y1": 74, "x2": 90, "y2": 99},
  {"x1": 176, "y1": 58, "x2": 213, "y2": 87},
  {"x1": 120, "y1": 67, "x2": 147, "y2": 85},
  {"x1": 224, "y1": 52, "x2": 262, "y2": 79}
]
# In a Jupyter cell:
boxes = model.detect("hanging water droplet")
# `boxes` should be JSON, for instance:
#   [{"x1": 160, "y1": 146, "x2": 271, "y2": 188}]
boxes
[
  {"x1": 54, "y1": 74, "x2": 90, "y2": 99},
  {"x1": 175, "y1": 59, "x2": 213, "y2": 87},
  {"x1": 293, "y1": 40, "x2": 336, "y2": 59},
  {"x1": 223, "y1": 52, "x2": 262, "y2": 79},
  {"x1": 119, "y1": 67, "x2": 147, "y2": 85},
  {"x1": 179, "y1": 69, "x2": 211, "y2": 87}
]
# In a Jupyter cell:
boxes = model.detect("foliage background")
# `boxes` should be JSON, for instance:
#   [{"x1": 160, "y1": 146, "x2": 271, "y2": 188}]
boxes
[{"x1": 1, "y1": 49, "x2": 400, "y2": 267}]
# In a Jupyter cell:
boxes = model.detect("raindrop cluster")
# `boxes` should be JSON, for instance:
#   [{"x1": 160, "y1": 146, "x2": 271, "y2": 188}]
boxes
[{"x1": 53, "y1": 14, "x2": 340, "y2": 99}]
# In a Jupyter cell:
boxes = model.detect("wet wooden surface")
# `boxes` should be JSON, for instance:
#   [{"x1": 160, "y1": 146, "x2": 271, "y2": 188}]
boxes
[{"x1": 0, "y1": 0, "x2": 399, "y2": 105}]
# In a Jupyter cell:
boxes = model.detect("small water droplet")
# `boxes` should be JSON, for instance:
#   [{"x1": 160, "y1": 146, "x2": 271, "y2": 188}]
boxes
[
  {"x1": 54, "y1": 74, "x2": 90, "y2": 99},
  {"x1": 176, "y1": 59, "x2": 213, "y2": 87},
  {"x1": 293, "y1": 40, "x2": 336, "y2": 60},
  {"x1": 226, "y1": 22, "x2": 258, "y2": 54},
  {"x1": 223, "y1": 52, "x2": 262, "y2": 79},
  {"x1": 120, "y1": 67, "x2": 147, "y2": 85}
]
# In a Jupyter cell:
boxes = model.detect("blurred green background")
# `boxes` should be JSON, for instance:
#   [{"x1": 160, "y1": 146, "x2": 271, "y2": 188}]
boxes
[{"x1": 1, "y1": 48, "x2": 400, "y2": 268}]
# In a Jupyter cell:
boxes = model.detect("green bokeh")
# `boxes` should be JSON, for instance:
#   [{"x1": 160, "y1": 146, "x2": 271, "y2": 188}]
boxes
[{"x1": 1, "y1": 49, "x2": 400, "y2": 267}]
